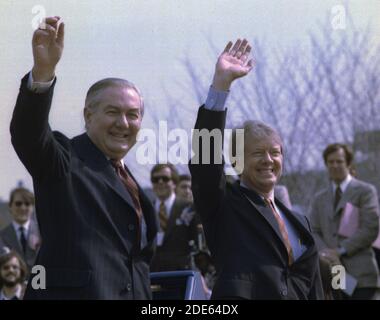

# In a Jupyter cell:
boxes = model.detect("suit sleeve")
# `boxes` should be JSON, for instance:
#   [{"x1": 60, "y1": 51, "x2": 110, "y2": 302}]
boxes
[
  {"x1": 189, "y1": 106, "x2": 227, "y2": 246},
  {"x1": 10, "y1": 73, "x2": 70, "y2": 182},
  {"x1": 340, "y1": 185, "x2": 379, "y2": 256},
  {"x1": 309, "y1": 197, "x2": 329, "y2": 250}
]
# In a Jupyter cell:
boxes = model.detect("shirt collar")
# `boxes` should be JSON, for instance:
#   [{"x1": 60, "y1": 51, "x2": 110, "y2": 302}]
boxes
[
  {"x1": 12, "y1": 220, "x2": 30, "y2": 233},
  {"x1": 240, "y1": 181, "x2": 275, "y2": 203},
  {"x1": 108, "y1": 157, "x2": 125, "y2": 167},
  {"x1": 332, "y1": 174, "x2": 352, "y2": 193},
  {"x1": 155, "y1": 192, "x2": 176, "y2": 215},
  {"x1": 0, "y1": 285, "x2": 23, "y2": 300}
]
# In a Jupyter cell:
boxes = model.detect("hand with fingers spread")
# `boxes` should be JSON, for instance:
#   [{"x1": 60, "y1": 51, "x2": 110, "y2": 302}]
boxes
[
  {"x1": 32, "y1": 16, "x2": 65, "y2": 82},
  {"x1": 212, "y1": 39, "x2": 254, "y2": 91}
]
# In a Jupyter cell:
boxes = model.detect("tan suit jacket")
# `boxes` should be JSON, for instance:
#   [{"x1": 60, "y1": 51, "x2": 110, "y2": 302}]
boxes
[{"x1": 310, "y1": 178, "x2": 380, "y2": 288}]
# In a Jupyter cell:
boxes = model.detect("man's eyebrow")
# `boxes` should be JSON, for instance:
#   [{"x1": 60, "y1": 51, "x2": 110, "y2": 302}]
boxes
[
  {"x1": 105, "y1": 105, "x2": 140, "y2": 111},
  {"x1": 104, "y1": 105, "x2": 121, "y2": 109}
]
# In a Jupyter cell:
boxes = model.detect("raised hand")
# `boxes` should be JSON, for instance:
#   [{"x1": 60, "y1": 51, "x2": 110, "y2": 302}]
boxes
[
  {"x1": 32, "y1": 16, "x2": 65, "y2": 82},
  {"x1": 212, "y1": 39, "x2": 254, "y2": 91}
]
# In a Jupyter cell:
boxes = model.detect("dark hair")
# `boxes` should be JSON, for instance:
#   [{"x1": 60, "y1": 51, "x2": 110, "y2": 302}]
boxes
[
  {"x1": 0, "y1": 250, "x2": 28, "y2": 287},
  {"x1": 178, "y1": 174, "x2": 191, "y2": 183},
  {"x1": 150, "y1": 163, "x2": 179, "y2": 184},
  {"x1": 323, "y1": 143, "x2": 354, "y2": 166},
  {"x1": 9, "y1": 188, "x2": 35, "y2": 207}
]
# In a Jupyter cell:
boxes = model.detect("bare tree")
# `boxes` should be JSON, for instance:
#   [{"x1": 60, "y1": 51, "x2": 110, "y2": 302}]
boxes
[{"x1": 156, "y1": 13, "x2": 380, "y2": 209}]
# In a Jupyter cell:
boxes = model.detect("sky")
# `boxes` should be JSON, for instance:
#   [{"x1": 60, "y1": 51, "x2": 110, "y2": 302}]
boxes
[{"x1": 0, "y1": 0, "x2": 379, "y2": 201}]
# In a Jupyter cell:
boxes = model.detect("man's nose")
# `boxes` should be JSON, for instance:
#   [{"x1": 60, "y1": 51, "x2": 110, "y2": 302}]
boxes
[
  {"x1": 261, "y1": 152, "x2": 274, "y2": 163},
  {"x1": 116, "y1": 114, "x2": 129, "y2": 128}
]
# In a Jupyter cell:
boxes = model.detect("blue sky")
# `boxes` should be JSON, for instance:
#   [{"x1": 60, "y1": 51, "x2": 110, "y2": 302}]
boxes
[{"x1": 0, "y1": 0, "x2": 379, "y2": 200}]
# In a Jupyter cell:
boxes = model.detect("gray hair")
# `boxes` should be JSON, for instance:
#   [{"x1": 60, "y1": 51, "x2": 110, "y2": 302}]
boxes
[
  {"x1": 230, "y1": 120, "x2": 283, "y2": 173},
  {"x1": 85, "y1": 78, "x2": 144, "y2": 117},
  {"x1": 242, "y1": 120, "x2": 283, "y2": 150}
]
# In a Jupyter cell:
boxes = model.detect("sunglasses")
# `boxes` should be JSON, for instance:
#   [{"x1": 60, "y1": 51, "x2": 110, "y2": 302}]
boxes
[
  {"x1": 151, "y1": 176, "x2": 172, "y2": 184},
  {"x1": 13, "y1": 201, "x2": 32, "y2": 207}
]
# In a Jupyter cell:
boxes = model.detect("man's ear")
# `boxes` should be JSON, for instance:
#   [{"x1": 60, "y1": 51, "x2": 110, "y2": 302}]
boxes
[{"x1": 84, "y1": 107, "x2": 91, "y2": 128}]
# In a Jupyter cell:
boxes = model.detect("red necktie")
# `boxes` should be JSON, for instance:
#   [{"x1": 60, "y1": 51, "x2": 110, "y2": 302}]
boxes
[
  {"x1": 111, "y1": 160, "x2": 143, "y2": 243},
  {"x1": 264, "y1": 198, "x2": 294, "y2": 265}
]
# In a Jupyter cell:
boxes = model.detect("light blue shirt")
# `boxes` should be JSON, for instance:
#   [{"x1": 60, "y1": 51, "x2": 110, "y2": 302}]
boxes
[
  {"x1": 272, "y1": 200, "x2": 308, "y2": 261},
  {"x1": 204, "y1": 86, "x2": 229, "y2": 111}
]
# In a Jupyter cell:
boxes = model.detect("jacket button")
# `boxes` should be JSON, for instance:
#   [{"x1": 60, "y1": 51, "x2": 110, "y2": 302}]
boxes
[
  {"x1": 281, "y1": 289, "x2": 288, "y2": 296},
  {"x1": 126, "y1": 283, "x2": 132, "y2": 291},
  {"x1": 128, "y1": 224, "x2": 135, "y2": 231}
]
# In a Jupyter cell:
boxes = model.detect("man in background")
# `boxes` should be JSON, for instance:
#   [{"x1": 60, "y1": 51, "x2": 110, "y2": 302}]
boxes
[
  {"x1": 176, "y1": 174, "x2": 193, "y2": 203},
  {"x1": 0, "y1": 249, "x2": 28, "y2": 300},
  {"x1": 0, "y1": 188, "x2": 40, "y2": 272},
  {"x1": 150, "y1": 164, "x2": 200, "y2": 272},
  {"x1": 310, "y1": 143, "x2": 380, "y2": 299}
]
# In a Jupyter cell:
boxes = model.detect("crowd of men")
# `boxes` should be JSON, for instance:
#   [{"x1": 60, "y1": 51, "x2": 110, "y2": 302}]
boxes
[{"x1": 1, "y1": 16, "x2": 379, "y2": 300}]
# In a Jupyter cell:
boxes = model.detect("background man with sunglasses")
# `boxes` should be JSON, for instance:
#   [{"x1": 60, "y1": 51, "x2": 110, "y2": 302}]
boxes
[
  {"x1": 149, "y1": 164, "x2": 201, "y2": 272},
  {"x1": 0, "y1": 188, "x2": 40, "y2": 272}
]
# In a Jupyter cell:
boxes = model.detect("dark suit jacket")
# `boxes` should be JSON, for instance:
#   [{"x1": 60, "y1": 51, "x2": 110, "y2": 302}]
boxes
[
  {"x1": 0, "y1": 221, "x2": 40, "y2": 271},
  {"x1": 150, "y1": 197, "x2": 200, "y2": 272},
  {"x1": 10, "y1": 74, "x2": 158, "y2": 300},
  {"x1": 189, "y1": 106, "x2": 324, "y2": 300}
]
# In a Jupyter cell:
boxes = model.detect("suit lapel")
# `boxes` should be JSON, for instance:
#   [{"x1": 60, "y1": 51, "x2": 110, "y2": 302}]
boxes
[
  {"x1": 276, "y1": 200, "x2": 311, "y2": 239},
  {"x1": 72, "y1": 133, "x2": 136, "y2": 211},
  {"x1": 3, "y1": 225, "x2": 23, "y2": 253},
  {"x1": 239, "y1": 185, "x2": 288, "y2": 252},
  {"x1": 323, "y1": 185, "x2": 336, "y2": 219},
  {"x1": 334, "y1": 179, "x2": 357, "y2": 216},
  {"x1": 72, "y1": 133, "x2": 158, "y2": 251},
  {"x1": 275, "y1": 200, "x2": 316, "y2": 262},
  {"x1": 164, "y1": 199, "x2": 181, "y2": 242},
  {"x1": 128, "y1": 168, "x2": 158, "y2": 244},
  {"x1": 239, "y1": 183, "x2": 317, "y2": 264},
  {"x1": 72, "y1": 134, "x2": 140, "y2": 254}
]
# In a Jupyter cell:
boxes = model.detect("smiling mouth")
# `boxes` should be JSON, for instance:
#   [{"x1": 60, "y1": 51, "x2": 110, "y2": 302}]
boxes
[
  {"x1": 110, "y1": 132, "x2": 128, "y2": 139},
  {"x1": 258, "y1": 169, "x2": 274, "y2": 174}
]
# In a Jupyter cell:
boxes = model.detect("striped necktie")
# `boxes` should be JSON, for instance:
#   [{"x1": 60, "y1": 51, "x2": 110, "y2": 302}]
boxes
[
  {"x1": 110, "y1": 159, "x2": 143, "y2": 244},
  {"x1": 159, "y1": 201, "x2": 168, "y2": 232},
  {"x1": 264, "y1": 198, "x2": 294, "y2": 265}
]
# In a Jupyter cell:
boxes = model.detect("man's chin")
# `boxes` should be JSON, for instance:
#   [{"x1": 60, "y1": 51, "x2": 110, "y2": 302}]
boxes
[
  {"x1": 257, "y1": 179, "x2": 277, "y2": 192},
  {"x1": 3, "y1": 280, "x2": 18, "y2": 287},
  {"x1": 106, "y1": 146, "x2": 130, "y2": 159},
  {"x1": 259, "y1": 176, "x2": 277, "y2": 185}
]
